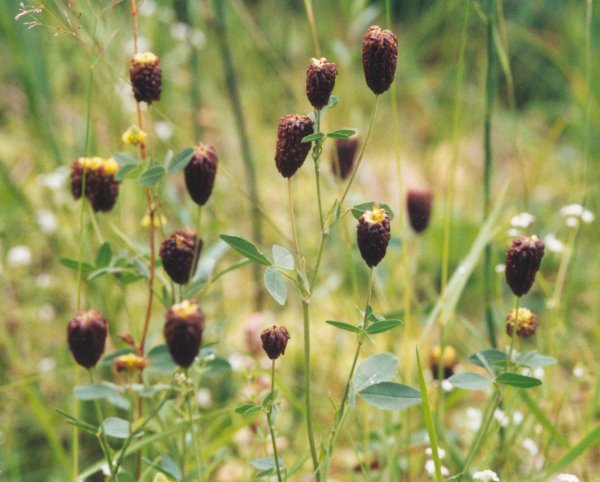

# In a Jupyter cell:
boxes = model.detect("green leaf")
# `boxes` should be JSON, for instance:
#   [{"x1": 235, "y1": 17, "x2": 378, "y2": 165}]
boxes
[
  {"x1": 166, "y1": 147, "x2": 194, "y2": 174},
  {"x1": 496, "y1": 372, "x2": 542, "y2": 389},
  {"x1": 468, "y1": 349, "x2": 507, "y2": 369},
  {"x1": 448, "y1": 372, "x2": 493, "y2": 391},
  {"x1": 146, "y1": 345, "x2": 177, "y2": 375},
  {"x1": 519, "y1": 391, "x2": 568, "y2": 447},
  {"x1": 59, "y1": 258, "x2": 95, "y2": 273},
  {"x1": 325, "y1": 320, "x2": 362, "y2": 334},
  {"x1": 358, "y1": 382, "x2": 421, "y2": 411},
  {"x1": 220, "y1": 235, "x2": 271, "y2": 266},
  {"x1": 355, "y1": 353, "x2": 398, "y2": 392},
  {"x1": 365, "y1": 319, "x2": 402, "y2": 335},
  {"x1": 203, "y1": 357, "x2": 232, "y2": 376},
  {"x1": 272, "y1": 245, "x2": 294, "y2": 270},
  {"x1": 138, "y1": 165, "x2": 165, "y2": 186},
  {"x1": 319, "y1": 95, "x2": 339, "y2": 116},
  {"x1": 102, "y1": 417, "x2": 131, "y2": 439},
  {"x1": 95, "y1": 242, "x2": 112, "y2": 267},
  {"x1": 264, "y1": 267, "x2": 287, "y2": 305},
  {"x1": 301, "y1": 132, "x2": 325, "y2": 143},
  {"x1": 262, "y1": 389, "x2": 278, "y2": 407},
  {"x1": 351, "y1": 202, "x2": 395, "y2": 220},
  {"x1": 115, "y1": 473, "x2": 135, "y2": 482},
  {"x1": 250, "y1": 457, "x2": 285, "y2": 471},
  {"x1": 115, "y1": 164, "x2": 143, "y2": 181},
  {"x1": 87, "y1": 266, "x2": 131, "y2": 281},
  {"x1": 74, "y1": 383, "x2": 131, "y2": 410},
  {"x1": 160, "y1": 454, "x2": 182, "y2": 481},
  {"x1": 235, "y1": 404, "x2": 262, "y2": 415},
  {"x1": 516, "y1": 351, "x2": 558, "y2": 368},
  {"x1": 112, "y1": 152, "x2": 139, "y2": 167},
  {"x1": 55, "y1": 409, "x2": 98, "y2": 434},
  {"x1": 327, "y1": 129, "x2": 356, "y2": 139}
]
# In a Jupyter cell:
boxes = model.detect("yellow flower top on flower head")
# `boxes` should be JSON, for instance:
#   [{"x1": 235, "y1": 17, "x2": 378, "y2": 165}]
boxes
[
  {"x1": 77, "y1": 156, "x2": 119, "y2": 176},
  {"x1": 363, "y1": 204, "x2": 387, "y2": 224},
  {"x1": 171, "y1": 299, "x2": 199, "y2": 319},
  {"x1": 113, "y1": 353, "x2": 148, "y2": 372},
  {"x1": 133, "y1": 51, "x2": 158, "y2": 64}
]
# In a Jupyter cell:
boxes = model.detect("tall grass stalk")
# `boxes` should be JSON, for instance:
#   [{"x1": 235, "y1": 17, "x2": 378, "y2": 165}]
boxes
[
  {"x1": 186, "y1": 369, "x2": 204, "y2": 482},
  {"x1": 267, "y1": 361, "x2": 284, "y2": 482},
  {"x1": 303, "y1": 0, "x2": 322, "y2": 57}
]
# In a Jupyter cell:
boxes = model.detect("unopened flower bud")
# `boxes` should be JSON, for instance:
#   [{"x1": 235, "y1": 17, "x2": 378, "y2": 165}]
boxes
[
  {"x1": 159, "y1": 228, "x2": 201, "y2": 285},
  {"x1": 406, "y1": 189, "x2": 433, "y2": 233},
  {"x1": 505, "y1": 236, "x2": 545, "y2": 297},
  {"x1": 331, "y1": 135, "x2": 359, "y2": 180},
  {"x1": 362, "y1": 25, "x2": 398, "y2": 95},
  {"x1": 275, "y1": 114, "x2": 314, "y2": 178},
  {"x1": 306, "y1": 57, "x2": 337, "y2": 110},
  {"x1": 506, "y1": 307, "x2": 538, "y2": 338},
  {"x1": 164, "y1": 300, "x2": 205, "y2": 368},
  {"x1": 114, "y1": 353, "x2": 148, "y2": 372},
  {"x1": 70, "y1": 157, "x2": 120, "y2": 212},
  {"x1": 261, "y1": 325, "x2": 290, "y2": 360},
  {"x1": 67, "y1": 309, "x2": 108, "y2": 368},
  {"x1": 430, "y1": 345, "x2": 458, "y2": 380},
  {"x1": 130, "y1": 52, "x2": 162, "y2": 104},
  {"x1": 184, "y1": 143, "x2": 218, "y2": 206},
  {"x1": 357, "y1": 205, "x2": 391, "y2": 267}
]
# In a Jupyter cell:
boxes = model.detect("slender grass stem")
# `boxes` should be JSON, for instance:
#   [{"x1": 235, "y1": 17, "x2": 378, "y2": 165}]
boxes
[
  {"x1": 186, "y1": 369, "x2": 204, "y2": 482},
  {"x1": 302, "y1": 0, "x2": 322, "y2": 57},
  {"x1": 89, "y1": 369, "x2": 115, "y2": 476},
  {"x1": 506, "y1": 296, "x2": 521, "y2": 371},
  {"x1": 189, "y1": 206, "x2": 204, "y2": 286},
  {"x1": 339, "y1": 95, "x2": 379, "y2": 207},
  {"x1": 313, "y1": 110, "x2": 325, "y2": 231},
  {"x1": 267, "y1": 361, "x2": 284, "y2": 482}
]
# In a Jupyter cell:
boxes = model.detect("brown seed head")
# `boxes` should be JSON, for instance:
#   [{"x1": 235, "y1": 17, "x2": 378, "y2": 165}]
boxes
[
  {"x1": 159, "y1": 228, "x2": 202, "y2": 285},
  {"x1": 357, "y1": 205, "x2": 391, "y2": 267},
  {"x1": 70, "y1": 157, "x2": 120, "y2": 212},
  {"x1": 505, "y1": 235, "x2": 545, "y2": 297},
  {"x1": 506, "y1": 307, "x2": 538, "y2": 338},
  {"x1": 164, "y1": 300, "x2": 205, "y2": 368},
  {"x1": 331, "y1": 135, "x2": 360, "y2": 180},
  {"x1": 362, "y1": 25, "x2": 398, "y2": 95},
  {"x1": 130, "y1": 52, "x2": 162, "y2": 104},
  {"x1": 430, "y1": 345, "x2": 458, "y2": 379},
  {"x1": 184, "y1": 143, "x2": 218, "y2": 206},
  {"x1": 406, "y1": 189, "x2": 433, "y2": 233},
  {"x1": 67, "y1": 309, "x2": 108, "y2": 369},
  {"x1": 275, "y1": 114, "x2": 314, "y2": 178},
  {"x1": 114, "y1": 353, "x2": 148, "y2": 373},
  {"x1": 261, "y1": 325, "x2": 290, "y2": 360},
  {"x1": 306, "y1": 57, "x2": 338, "y2": 110}
]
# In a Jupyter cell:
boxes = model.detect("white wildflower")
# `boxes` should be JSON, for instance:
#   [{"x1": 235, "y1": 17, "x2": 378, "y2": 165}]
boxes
[
  {"x1": 38, "y1": 357, "x2": 57, "y2": 373},
  {"x1": 565, "y1": 216, "x2": 579, "y2": 228},
  {"x1": 507, "y1": 228, "x2": 520, "y2": 237},
  {"x1": 441, "y1": 379, "x2": 454, "y2": 392},
  {"x1": 473, "y1": 469, "x2": 500, "y2": 481},
  {"x1": 494, "y1": 408, "x2": 510, "y2": 427},
  {"x1": 555, "y1": 475, "x2": 580, "y2": 482},
  {"x1": 424, "y1": 460, "x2": 449, "y2": 477},
  {"x1": 36, "y1": 209, "x2": 58, "y2": 233},
  {"x1": 7, "y1": 245, "x2": 32, "y2": 267},
  {"x1": 425, "y1": 447, "x2": 446, "y2": 459},
  {"x1": 154, "y1": 121, "x2": 174, "y2": 140},
  {"x1": 511, "y1": 212, "x2": 535, "y2": 228},
  {"x1": 545, "y1": 233, "x2": 564, "y2": 253},
  {"x1": 533, "y1": 367, "x2": 545, "y2": 380},
  {"x1": 465, "y1": 407, "x2": 482, "y2": 431},
  {"x1": 37, "y1": 166, "x2": 69, "y2": 190},
  {"x1": 36, "y1": 273, "x2": 52, "y2": 288},
  {"x1": 572, "y1": 364, "x2": 585, "y2": 378},
  {"x1": 560, "y1": 203, "x2": 594, "y2": 226},
  {"x1": 196, "y1": 388, "x2": 212, "y2": 407},
  {"x1": 39, "y1": 304, "x2": 56, "y2": 321},
  {"x1": 521, "y1": 437, "x2": 538, "y2": 455},
  {"x1": 512, "y1": 411, "x2": 524, "y2": 425},
  {"x1": 495, "y1": 263, "x2": 506, "y2": 273}
]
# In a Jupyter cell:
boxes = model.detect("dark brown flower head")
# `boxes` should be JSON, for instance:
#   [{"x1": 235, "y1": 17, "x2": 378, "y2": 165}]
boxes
[
  {"x1": 159, "y1": 228, "x2": 202, "y2": 285},
  {"x1": 331, "y1": 135, "x2": 360, "y2": 180},
  {"x1": 406, "y1": 189, "x2": 433, "y2": 233},
  {"x1": 67, "y1": 309, "x2": 108, "y2": 369},
  {"x1": 114, "y1": 353, "x2": 148, "y2": 373},
  {"x1": 506, "y1": 307, "x2": 538, "y2": 338},
  {"x1": 261, "y1": 325, "x2": 290, "y2": 360},
  {"x1": 430, "y1": 345, "x2": 458, "y2": 380},
  {"x1": 306, "y1": 57, "x2": 338, "y2": 110},
  {"x1": 274, "y1": 114, "x2": 314, "y2": 178},
  {"x1": 70, "y1": 157, "x2": 120, "y2": 212},
  {"x1": 184, "y1": 143, "x2": 218, "y2": 206},
  {"x1": 505, "y1": 235, "x2": 545, "y2": 297},
  {"x1": 357, "y1": 205, "x2": 391, "y2": 267},
  {"x1": 362, "y1": 25, "x2": 398, "y2": 95},
  {"x1": 164, "y1": 300, "x2": 205, "y2": 368},
  {"x1": 130, "y1": 52, "x2": 162, "y2": 104}
]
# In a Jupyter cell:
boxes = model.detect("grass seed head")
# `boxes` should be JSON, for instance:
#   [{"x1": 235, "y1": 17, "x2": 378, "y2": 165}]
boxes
[
  {"x1": 67, "y1": 309, "x2": 108, "y2": 369},
  {"x1": 275, "y1": 114, "x2": 314, "y2": 178},
  {"x1": 261, "y1": 325, "x2": 290, "y2": 360},
  {"x1": 184, "y1": 143, "x2": 218, "y2": 206},
  {"x1": 164, "y1": 300, "x2": 205, "y2": 368},
  {"x1": 357, "y1": 204, "x2": 391, "y2": 267},
  {"x1": 159, "y1": 228, "x2": 201, "y2": 285},
  {"x1": 505, "y1": 235, "x2": 545, "y2": 297},
  {"x1": 130, "y1": 51, "x2": 162, "y2": 104},
  {"x1": 306, "y1": 57, "x2": 338, "y2": 110},
  {"x1": 362, "y1": 25, "x2": 398, "y2": 95},
  {"x1": 407, "y1": 188, "x2": 433, "y2": 233}
]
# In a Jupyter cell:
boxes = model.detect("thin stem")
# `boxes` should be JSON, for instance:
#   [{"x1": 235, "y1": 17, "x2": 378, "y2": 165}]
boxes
[
  {"x1": 189, "y1": 206, "x2": 203, "y2": 286},
  {"x1": 309, "y1": 232, "x2": 327, "y2": 288},
  {"x1": 339, "y1": 95, "x2": 379, "y2": 207},
  {"x1": 288, "y1": 179, "x2": 301, "y2": 269},
  {"x1": 186, "y1": 369, "x2": 204, "y2": 482},
  {"x1": 506, "y1": 296, "x2": 521, "y2": 371},
  {"x1": 302, "y1": 0, "x2": 321, "y2": 57},
  {"x1": 313, "y1": 110, "x2": 325, "y2": 231},
  {"x1": 268, "y1": 360, "x2": 284, "y2": 482},
  {"x1": 483, "y1": 0, "x2": 497, "y2": 348},
  {"x1": 89, "y1": 369, "x2": 115, "y2": 476}
]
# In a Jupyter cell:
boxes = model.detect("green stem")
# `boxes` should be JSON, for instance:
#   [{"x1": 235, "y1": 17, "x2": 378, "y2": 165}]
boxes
[
  {"x1": 302, "y1": 0, "x2": 321, "y2": 57},
  {"x1": 89, "y1": 369, "x2": 115, "y2": 476},
  {"x1": 309, "y1": 232, "x2": 328, "y2": 288},
  {"x1": 186, "y1": 369, "x2": 204, "y2": 482},
  {"x1": 483, "y1": 0, "x2": 497, "y2": 348},
  {"x1": 268, "y1": 360, "x2": 284, "y2": 482},
  {"x1": 506, "y1": 296, "x2": 521, "y2": 371},
  {"x1": 339, "y1": 95, "x2": 379, "y2": 207},
  {"x1": 313, "y1": 110, "x2": 325, "y2": 231},
  {"x1": 189, "y1": 206, "x2": 203, "y2": 286}
]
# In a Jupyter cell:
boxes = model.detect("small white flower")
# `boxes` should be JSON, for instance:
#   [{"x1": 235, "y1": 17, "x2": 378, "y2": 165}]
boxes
[
  {"x1": 560, "y1": 203, "x2": 595, "y2": 226},
  {"x1": 494, "y1": 408, "x2": 510, "y2": 427},
  {"x1": 495, "y1": 263, "x2": 506, "y2": 273},
  {"x1": 425, "y1": 447, "x2": 446, "y2": 459},
  {"x1": 565, "y1": 216, "x2": 579, "y2": 228},
  {"x1": 196, "y1": 388, "x2": 212, "y2": 407},
  {"x1": 39, "y1": 304, "x2": 56, "y2": 321},
  {"x1": 473, "y1": 469, "x2": 499, "y2": 481},
  {"x1": 507, "y1": 228, "x2": 520, "y2": 237},
  {"x1": 511, "y1": 212, "x2": 535, "y2": 228},
  {"x1": 441, "y1": 379, "x2": 454, "y2": 392},
  {"x1": 37, "y1": 166, "x2": 69, "y2": 191},
  {"x1": 545, "y1": 233, "x2": 564, "y2": 253},
  {"x1": 465, "y1": 407, "x2": 482, "y2": 431},
  {"x1": 7, "y1": 245, "x2": 32, "y2": 267},
  {"x1": 555, "y1": 474, "x2": 580, "y2": 482},
  {"x1": 572, "y1": 364, "x2": 585, "y2": 378},
  {"x1": 424, "y1": 460, "x2": 449, "y2": 477},
  {"x1": 533, "y1": 367, "x2": 545, "y2": 380},
  {"x1": 38, "y1": 357, "x2": 57, "y2": 373},
  {"x1": 560, "y1": 204, "x2": 585, "y2": 217},
  {"x1": 521, "y1": 437, "x2": 538, "y2": 455},
  {"x1": 512, "y1": 411, "x2": 524, "y2": 425},
  {"x1": 170, "y1": 22, "x2": 189, "y2": 41},
  {"x1": 228, "y1": 353, "x2": 253, "y2": 372},
  {"x1": 154, "y1": 121, "x2": 174, "y2": 140},
  {"x1": 36, "y1": 209, "x2": 58, "y2": 233},
  {"x1": 581, "y1": 209, "x2": 595, "y2": 224},
  {"x1": 36, "y1": 273, "x2": 52, "y2": 288},
  {"x1": 139, "y1": 0, "x2": 157, "y2": 16}
]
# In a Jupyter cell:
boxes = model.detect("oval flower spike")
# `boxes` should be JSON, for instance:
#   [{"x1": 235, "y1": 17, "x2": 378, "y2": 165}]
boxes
[
  {"x1": 357, "y1": 204, "x2": 391, "y2": 267},
  {"x1": 274, "y1": 114, "x2": 314, "y2": 178},
  {"x1": 505, "y1": 235, "x2": 545, "y2": 297},
  {"x1": 362, "y1": 25, "x2": 398, "y2": 95}
]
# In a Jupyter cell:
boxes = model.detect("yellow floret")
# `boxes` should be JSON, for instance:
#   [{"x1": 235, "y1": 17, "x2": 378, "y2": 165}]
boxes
[{"x1": 171, "y1": 299, "x2": 198, "y2": 318}]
